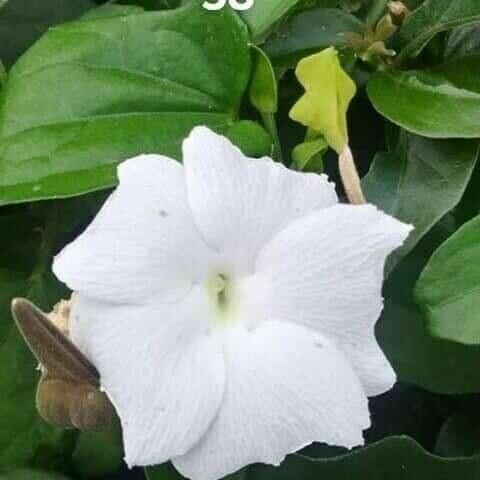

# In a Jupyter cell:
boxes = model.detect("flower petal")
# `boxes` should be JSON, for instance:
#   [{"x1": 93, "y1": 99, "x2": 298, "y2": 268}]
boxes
[
  {"x1": 69, "y1": 291, "x2": 225, "y2": 467},
  {"x1": 173, "y1": 321, "x2": 369, "y2": 480},
  {"x1": 183, "y1": 127, "x2": 337, "y2": 272},
  {"x1": 53, "y1": 154, "x2": 214, "y2": 304},
  {"x1": 255, "y1": 204, "x2": 412, "y2": 396}
]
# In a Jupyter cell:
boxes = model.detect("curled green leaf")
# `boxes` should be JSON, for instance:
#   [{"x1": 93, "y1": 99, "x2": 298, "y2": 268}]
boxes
[
  {"x1": 249, "y1": 45, "x2": 278, "y2": 115},
  {"x1": 292, "y1": 135, "x2": 328, "y2": 172}
]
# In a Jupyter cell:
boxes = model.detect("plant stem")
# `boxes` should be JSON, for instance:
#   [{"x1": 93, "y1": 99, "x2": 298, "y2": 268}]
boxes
[
  {"x1": 0, "y1": 59, "x2": 6, "y2": 89},
  {"x1": 339, "y1": 145, "x2": 366, "y2": 205},
  {"x1": 366, "y1": 0, "x2": 389, "y2": 26},
  {"x1": 261, "y1": 112, "x2": 283, "y2": 163}
]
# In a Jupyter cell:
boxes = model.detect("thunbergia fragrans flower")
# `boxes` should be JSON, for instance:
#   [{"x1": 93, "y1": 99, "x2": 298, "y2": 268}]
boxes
[{"x1": 53, "y1": 127, "x2": 411, "y2": 480}]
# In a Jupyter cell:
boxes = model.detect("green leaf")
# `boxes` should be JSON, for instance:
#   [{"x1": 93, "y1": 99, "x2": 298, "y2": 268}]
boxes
[
  {"x1": 397, "y1": 0, "x2": 480, "y2": 62},
  {"x1": 145, "y1": 463, "x2": 184, "y2": 480},
  {"x1": 444, "y1": 24, "x2": 480, "y2": 60},
  {"x1": 367, "y1": 56, "x2": 480, "y2": 138},
  {"x1": 80, "y1": 4, "x2": 144, "y2": 20},
  {"x1": 250, "y1": 436, "x2": 480, "y2": 479},
  {"x1": 415, "y1": 215, "x2": 480, "y2": 345},
  {"x1": 435, "y1": 413, "x2": 480, "y2": 458},
  {"x1": 0, "y1": 114, "x2": 229, "y2": 206},
  {"x1": 0, "y1": 197, "x2": 104, "y2": 468},
  {"x1": 264, "y1": 8, "x2": 363, "y2": 68},
  {"x1": 240, "y1": 0, "x2": 302, "y2": 42},
  {"x1": 363, "y1": 131, "x2": 479, "y2": 273},
  {"x1": 0, "y1": 2, "x2": 260, "y2": 206},
  {"x1": 249, "y1": 46, "x2": 278, "y2": 114},
  {"x1": 378, "y1": 222, "x2": 480, "y2": 394},
  {"x1": 292, "y1": 136, "x2": 328, "y2": 172},
  {"x1": 290, "y1": 47, "x2": 356, "y2": 153},
  {"x1": 224, "y1": 121, "x2": 273, "y2": 158},
  {"x1": 0, "y1": 470, "x2": 70, "y2": 480},
  {"x1": 0, "y1": 60, "x2": 5, "y2": 88},
  {"x1": 0, "y1": 0, "x2": 94, "y2": 68}
]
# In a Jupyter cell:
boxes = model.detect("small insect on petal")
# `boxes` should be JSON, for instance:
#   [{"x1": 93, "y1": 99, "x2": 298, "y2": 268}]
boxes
[{"x1": 11, "y1": 298, "x2": 116, "y2": 432}]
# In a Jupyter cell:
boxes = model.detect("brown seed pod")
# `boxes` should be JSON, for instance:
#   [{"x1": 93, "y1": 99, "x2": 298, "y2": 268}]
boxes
[{"x1": 11, "y1": 298, "x2": 116, "y2": 432}]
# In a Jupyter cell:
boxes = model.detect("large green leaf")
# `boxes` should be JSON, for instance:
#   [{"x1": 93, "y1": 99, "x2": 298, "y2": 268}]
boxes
[
  {"x1": 249, "y1": 437, "x2": 480, "y2": 479},
  {"x1": 0, "y1": 0, "x2": 94, "y2": 68},
  {"x1": 415, "y1": 215, "x2": 480, "y2": 345},
  {"x1": 148, "y1": 436, "x2": 480, "y2": 479},
  {"x1": 363, "y1": 132, "x2": 479, "y2": 273},
  {"x1": 0, "y1": 2, "x2": 266, "y2": 206},
  {"x1": 377, "y1": 222, "x2": 480, "y2": 394},
  {"x1": 368, "y1": 55, "x2": 480, "y2": 139},
  {"x1": 263, "y1": 7, "x2": 362, "y2": 67},
  {"x1": 397, "y1": 0, "x2": 480, "y2": 62}
]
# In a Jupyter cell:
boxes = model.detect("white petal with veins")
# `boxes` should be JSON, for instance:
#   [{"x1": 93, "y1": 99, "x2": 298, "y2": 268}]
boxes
[
  {"x1": 255, "y1": 204, "x2": 412, "y2": 396},
  {"x1": 183, "y1": 127, "x2": 337, "y2": 272},
  {"x1": 70, "y1": 291, "x2": 225, "y2": 466},
  {"x1": 174, "y1": 321, "x2": 370, "y2": 480},
  {"x1": 53, "y1": 154, "x2": 215, "y2": 304}
]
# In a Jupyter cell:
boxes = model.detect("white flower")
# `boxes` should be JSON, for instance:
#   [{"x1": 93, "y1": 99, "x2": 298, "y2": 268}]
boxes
[{"x1": 53, "y1": 127, "x2": 411, "y2": 480}]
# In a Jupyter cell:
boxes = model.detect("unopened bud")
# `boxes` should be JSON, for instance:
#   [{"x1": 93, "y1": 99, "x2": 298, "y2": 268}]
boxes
[
  {"x1": 375, "y1": 14, "x2": 398, "y2": 42},
  {"x1": 388, "y1": 1, "x2": 410, "y2": 25}
]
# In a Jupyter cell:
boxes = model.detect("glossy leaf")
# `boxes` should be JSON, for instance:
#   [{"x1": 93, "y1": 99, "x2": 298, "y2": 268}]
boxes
[
  {"x1": 264, "y1": 8, "x2": 363, "y2": 67},
  {"x1": 0, "y1": 2, "x2": 264, "y2": 205},
  {"x1": 363, "y1": 132, "x2": 479, "y2": 273},
  {"x1": 80, "y1": 4, "x2": 144, "y2": 20},
  {"x1": 445, "y1": 24, "x2": 480, "y2": 60},
  {"x1": 397, "y1": 0, "x2": 480, "y2": 62},
  {"x1": 240, "y1": 0, "x2": 302, "y2": 42},
  {"x1": 0, "y1": 0, "x2": 94, "y2": 68},
  {"x1": 415, "y1": 215, "x2": 480, "y2": 345},
  {"x1": 368, "y1": 56, "x2": 480, "y2": 138},
  {"x1": 250, "y1": 436, "x2": 480, "y2": 479},
  {"x1": 290, "y1": 47, "x2": 356, "y2": 153},
  {"x1": 225, "y1": 121, "x2": 274, "y2": 158},
  {"x1": 249, "y1": 46, "x2": 278, "y2": 114},
  {"x1": 378, "y1": 223, "x2": 480, "y2": 394}
]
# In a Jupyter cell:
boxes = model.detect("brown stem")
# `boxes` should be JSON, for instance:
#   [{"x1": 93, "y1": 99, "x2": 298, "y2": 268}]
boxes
[{"x1": 338, "y1": 145, "x2": 366, "y2": 205}]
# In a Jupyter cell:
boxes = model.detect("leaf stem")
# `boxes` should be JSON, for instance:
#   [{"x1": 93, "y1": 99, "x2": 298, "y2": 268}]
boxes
[
  {"x1": 0, "y1": 59, "x2": 6, "y2": 89},
  {"x1": 261, "y1": 112, "x2": 283, "y2": 162},
  {"x1": 366, "y1": 0, "x2": 389, "y2": 26},
  {"x1": 339, "y1": 145, "x2": 366, "y2": 205}
]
